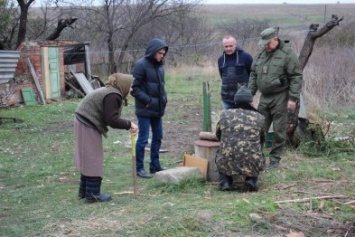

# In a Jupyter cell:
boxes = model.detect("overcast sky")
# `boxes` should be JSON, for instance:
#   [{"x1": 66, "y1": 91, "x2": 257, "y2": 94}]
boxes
[{"x1": 204, "y1": 0, "x2": 355, "y2": 3}]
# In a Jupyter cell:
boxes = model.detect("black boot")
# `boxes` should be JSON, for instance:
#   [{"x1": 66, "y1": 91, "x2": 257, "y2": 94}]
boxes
[
  {"x1": 85, "y1": 176, "x2": 112, "y2": 203},
  {"x1": 245, "y1": 177, "x2": 259, "y2": 192},
  {"x1": 219, "y1": 172, "x2": 233, "y2": 191},
  {"x1": 78, "y1": 174, "x2": 86, "y2": 199}
]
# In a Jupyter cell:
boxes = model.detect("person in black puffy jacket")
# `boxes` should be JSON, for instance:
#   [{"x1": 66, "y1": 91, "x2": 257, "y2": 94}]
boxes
[{"x1": 131, "y1": 38, "x2": 168, "y2": 178}]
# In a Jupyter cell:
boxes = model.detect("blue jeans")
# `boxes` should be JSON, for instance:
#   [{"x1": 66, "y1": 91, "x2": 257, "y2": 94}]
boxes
[
  {"x1": 222, "y1": 101, "x2": 235, "y2": 110},
  {"x1": 136, "y1": 116, "x2": 163, "y2": 171}
]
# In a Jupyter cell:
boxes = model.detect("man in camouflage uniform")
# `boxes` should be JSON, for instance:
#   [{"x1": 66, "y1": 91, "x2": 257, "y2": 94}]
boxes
[
  {"x1": 215, "y1": 86, "x2": 266, "y2": 192},
  {"x1": 249, "y1": 27, "x2": 303, "y2": 169}
]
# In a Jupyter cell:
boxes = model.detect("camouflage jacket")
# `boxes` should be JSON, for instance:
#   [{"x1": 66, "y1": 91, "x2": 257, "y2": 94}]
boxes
[
  {"x1": 215, "y1": 108, "x2": 266, "y2": 177},
  {"x1": 249, "y1": 40, "x2": 303, "y2": 102}
]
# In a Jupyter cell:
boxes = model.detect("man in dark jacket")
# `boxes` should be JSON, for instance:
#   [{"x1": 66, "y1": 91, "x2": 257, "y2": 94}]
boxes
[
  {"x1": 131, "y1": 38, "x2": 168, "y2": 178},
  {"x1": 249, "y1": 27, "x2": 303, "y2": 169},
  {"x1": 218, "y1": 35, "x2": 253, "y2": 109},
  {"x1": 215, "y1": 86, "x2": 265, "y2": 192}
]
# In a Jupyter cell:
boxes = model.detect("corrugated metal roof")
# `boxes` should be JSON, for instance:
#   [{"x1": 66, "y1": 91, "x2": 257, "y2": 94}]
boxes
[{"x1": 0, "y1": 50, "x2": 20, "y2": 84}]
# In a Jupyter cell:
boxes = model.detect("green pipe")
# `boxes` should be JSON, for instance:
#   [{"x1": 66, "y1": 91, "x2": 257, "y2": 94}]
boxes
[{"x1": 202, "y1": 82, "x2": 211, "y2": 132}]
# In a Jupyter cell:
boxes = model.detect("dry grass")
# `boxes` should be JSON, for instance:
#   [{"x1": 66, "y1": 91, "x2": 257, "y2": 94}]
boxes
[{"x1": 201, "y1": 4, "x2": 355, "y2": 25}]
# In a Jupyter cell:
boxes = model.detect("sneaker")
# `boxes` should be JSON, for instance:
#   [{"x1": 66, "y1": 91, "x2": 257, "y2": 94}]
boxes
[
  {"x1": 137, "y1": 170, "x2": 152, "y2": 178},
  {"x1": 267, "y1": 161, "x2": 279, "y2": 169}
]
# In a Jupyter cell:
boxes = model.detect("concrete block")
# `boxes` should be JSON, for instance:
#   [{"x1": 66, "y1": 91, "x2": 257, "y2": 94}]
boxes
[{"x1": 155, "y1": 166, "x2": 203, "y2": 184}]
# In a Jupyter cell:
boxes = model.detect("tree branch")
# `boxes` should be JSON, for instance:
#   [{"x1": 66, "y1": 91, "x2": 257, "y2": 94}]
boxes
[
  {"x1": 299, "y1": 14, "x2": 344, "y2": 69},
  {"x1": 45, "y1": 17, "x2": 78, "y2": 40},
  {"x1": 275, "y1": 195, "x2": 348, "y2": 204}
]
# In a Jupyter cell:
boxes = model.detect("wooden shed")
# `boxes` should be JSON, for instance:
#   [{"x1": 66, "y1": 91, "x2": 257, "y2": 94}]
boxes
[{"x1": 0, "y1": 40, "x2": 91, "y2": 106}]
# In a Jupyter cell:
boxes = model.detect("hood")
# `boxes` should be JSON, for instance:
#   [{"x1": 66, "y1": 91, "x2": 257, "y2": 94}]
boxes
[{"x1": 145, "y1": 38, "x2": 169, "y2": 61}]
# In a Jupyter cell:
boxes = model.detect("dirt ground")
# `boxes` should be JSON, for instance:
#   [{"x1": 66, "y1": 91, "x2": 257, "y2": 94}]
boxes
[{"x1": 160, "y1": 100, "x2": 209, "y2": 160}]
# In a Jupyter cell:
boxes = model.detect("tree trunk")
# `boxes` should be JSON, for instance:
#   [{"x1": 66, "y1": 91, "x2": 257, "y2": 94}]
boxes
[
  {"x1": 46, "y1": 17, "x2": 78, "y2": 40},
  {"x1": 298, "y1": 14, "x2": 344, "y2": 70},
  {"x1": 287, "y1": 14, "x2": 344, "y2": 145},
  {"x1": 16, "y1": 0, "x2": 32, "y2": 48},
  {"x1": 107, "y1": 35, "x2": 117, "y2": 74}
]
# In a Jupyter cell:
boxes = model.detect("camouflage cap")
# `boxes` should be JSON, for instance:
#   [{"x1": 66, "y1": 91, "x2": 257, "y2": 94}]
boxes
[
  {"x1": 258, "y1": 28, "x2": 277, "y2": 46},
  {"x1": 234, "y1": 86, "x2": 253, "y2": 103}
]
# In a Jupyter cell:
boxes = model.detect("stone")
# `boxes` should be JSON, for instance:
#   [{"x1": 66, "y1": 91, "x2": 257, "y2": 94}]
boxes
[{"x1": 155, "y1": 166, "x2": 203, "y2": 184}]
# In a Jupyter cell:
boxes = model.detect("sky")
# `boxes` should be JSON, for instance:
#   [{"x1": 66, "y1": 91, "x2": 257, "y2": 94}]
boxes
[{"x1": 204, "y1": 0, "x2": 355, "y2": 4}]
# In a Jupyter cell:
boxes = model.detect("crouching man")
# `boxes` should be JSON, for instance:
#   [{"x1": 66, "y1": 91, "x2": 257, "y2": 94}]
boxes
[{"x1": 215, "y1": 86, "x2": 266, "y2": 191}]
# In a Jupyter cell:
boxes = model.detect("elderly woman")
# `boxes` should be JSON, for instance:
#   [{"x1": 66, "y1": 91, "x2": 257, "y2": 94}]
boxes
[{"x1": 73, "y1": 73, "x2": 138, "y2": 203}]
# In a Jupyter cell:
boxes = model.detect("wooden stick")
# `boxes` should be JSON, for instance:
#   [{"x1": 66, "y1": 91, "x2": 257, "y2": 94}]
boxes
[
  {"x1": 131, "y1": 133, "x2": 138, "y2": 195},
  {"x1": 113, "y1": 191, "x2": 134, "y2": 195},
  {"x1": 310, "y1": 179, "x2": 355, "y2": 183},
  {"x1": 26, "y1": 58, "x2": 46, "y2": 105},
  {"x1": 65, "y1": 81, "x2": 85, "y2": 97},
  {"x1": 344, "y1": 200, "x2": 355, "y2": 205},
  {"x1": 275, "y1": 195, "x2": 348, "y2": 204}
]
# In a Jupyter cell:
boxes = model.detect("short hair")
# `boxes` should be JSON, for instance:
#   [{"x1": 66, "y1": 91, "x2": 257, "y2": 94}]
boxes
[{"x1": 222, "y1": 35, "x2": 236, "y2": 44}]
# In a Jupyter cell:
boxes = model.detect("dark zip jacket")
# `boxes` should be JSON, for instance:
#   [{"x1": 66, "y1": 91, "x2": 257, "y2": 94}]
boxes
[
  {"x1": 218, "y1": 48, "x2": 253, "y2": 103},
  {"x1": 131, "y1": 39, "x2": 169, "y2": 118}
]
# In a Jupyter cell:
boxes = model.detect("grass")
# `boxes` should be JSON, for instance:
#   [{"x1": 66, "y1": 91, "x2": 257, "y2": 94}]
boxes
[{"x1": 0, "y1": 66, "x2": 354, "y2": 236}]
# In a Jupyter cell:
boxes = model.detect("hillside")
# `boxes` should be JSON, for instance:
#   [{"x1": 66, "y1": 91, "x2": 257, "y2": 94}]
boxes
[{"x1": 200, "y1": 3, "x2": 355, "y2": 26}]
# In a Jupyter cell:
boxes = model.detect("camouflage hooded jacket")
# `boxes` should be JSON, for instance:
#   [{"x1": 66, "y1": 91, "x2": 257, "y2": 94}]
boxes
[{"x1": 215, "y1": 108, "x2": 266, "y2": 177}]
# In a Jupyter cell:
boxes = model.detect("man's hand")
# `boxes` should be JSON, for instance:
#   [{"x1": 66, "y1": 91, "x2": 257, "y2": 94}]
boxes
[{"x1": 287, "y1": 100, "x2": 297, "y2": 111}]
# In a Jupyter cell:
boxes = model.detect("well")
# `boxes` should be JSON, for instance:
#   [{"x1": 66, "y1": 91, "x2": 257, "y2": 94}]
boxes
[{"x1": 193, "y1": 139, "x2": 220, "y2": 182}]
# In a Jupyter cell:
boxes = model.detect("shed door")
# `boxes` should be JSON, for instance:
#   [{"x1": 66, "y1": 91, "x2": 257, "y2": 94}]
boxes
[{"x1": 48, "y1": 47, "x2": 60, "y2": 98}]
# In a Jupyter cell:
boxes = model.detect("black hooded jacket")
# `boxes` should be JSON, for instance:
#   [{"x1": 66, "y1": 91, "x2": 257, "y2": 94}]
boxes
[{"x1": 131, "y1": 38, "x2": 169, "y2": 118}]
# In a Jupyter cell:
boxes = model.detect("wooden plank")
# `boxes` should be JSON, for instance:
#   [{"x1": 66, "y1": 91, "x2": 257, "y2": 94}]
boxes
[
  {"x1": 65, "y1": 81, "x2": 85, "y2": 97},
  {"x1": 41, "y1": 47, "x2": 51, "y2": 99},
  {"x1": 69, "y1": 68, "x2": 93, "y2": 95},
  {"x1": 26, "y1": 58, "x2": 46, "y2": 105},
  {"x1": 183, "y1": 154, "x2": 208, "y2": 179}
]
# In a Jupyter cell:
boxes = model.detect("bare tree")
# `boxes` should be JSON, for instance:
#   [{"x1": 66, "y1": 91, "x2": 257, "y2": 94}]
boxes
[
  {"x1": 219, "y1": 18, "x2": 271, "y2": 46},
  {"x1": 16, "y1": 0, "x2": 36, "y2": 48},
  {"x1": 155, "y1": 7, "x2": 214, "y2": 66},
  {"x1": 287, "y1": 14, "x2": 344, "y2": 145},
  {"x1": 0, "y1": 0, "x2": 18, "y2": 49},
  {"x1": 0, "y1": 0, "x2": 12, "y2": 48},
  {"x1": 0, "y1": 0, "x2": 79, "y2": 49},
  {"x1": 81, "y1": 0, "x2": 201, "y2": 74}
]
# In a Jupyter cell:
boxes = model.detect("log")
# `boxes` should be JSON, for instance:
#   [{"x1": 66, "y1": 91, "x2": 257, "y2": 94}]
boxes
[{"x1": 199, "y1": 131, "x2": 218, "y2": 141}]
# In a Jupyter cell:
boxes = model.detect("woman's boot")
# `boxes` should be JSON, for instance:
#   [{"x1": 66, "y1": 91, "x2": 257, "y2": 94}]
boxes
[
  {"x1": 78, "y1": 174, "x2": 86, "y2": 199},
  {"x1": 85, "y1": 176, "x2": 112, "y2": 203}
]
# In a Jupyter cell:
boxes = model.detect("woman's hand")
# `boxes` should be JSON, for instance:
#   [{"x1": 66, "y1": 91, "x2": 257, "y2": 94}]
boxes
[{"x1": 130, "y1": 122, "x2": 138, "y2": 135}]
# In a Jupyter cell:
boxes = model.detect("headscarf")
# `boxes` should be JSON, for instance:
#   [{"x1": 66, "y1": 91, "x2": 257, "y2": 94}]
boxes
[{"x1": 106, "y1": 73, "x2": 133, "y2": 106}]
